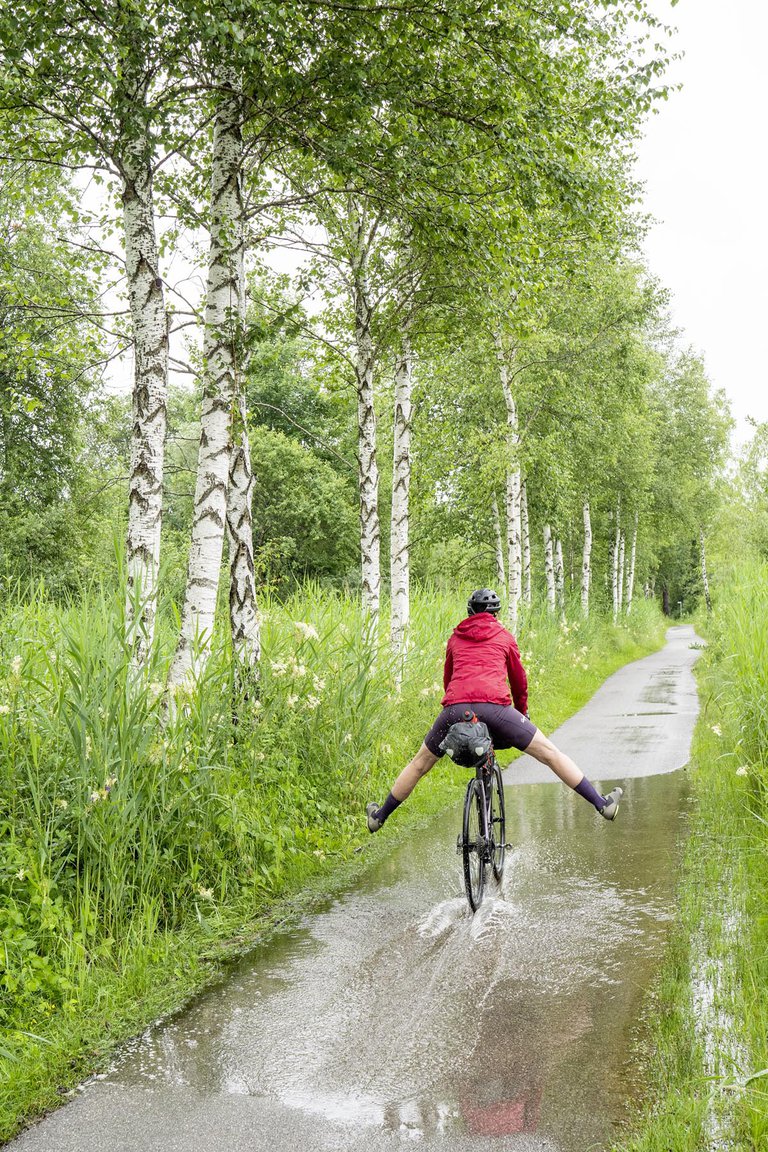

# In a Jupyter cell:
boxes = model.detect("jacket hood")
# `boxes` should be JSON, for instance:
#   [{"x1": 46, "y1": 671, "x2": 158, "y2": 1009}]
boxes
[{"x1": 454, "y1": 613, "x2": 504, "y2": 642}]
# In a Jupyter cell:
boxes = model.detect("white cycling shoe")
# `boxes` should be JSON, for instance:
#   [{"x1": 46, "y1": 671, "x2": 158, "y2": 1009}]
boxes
[{"x1": 599, "y1": 787, "x2": 623, "y2": 821}]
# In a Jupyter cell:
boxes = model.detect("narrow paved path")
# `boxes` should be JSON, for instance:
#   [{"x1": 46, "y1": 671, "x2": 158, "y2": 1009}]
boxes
[
  {"x1": 10, "y1": 627, "x2": 702, "y2": 1152},
  {"x1": 505, "y1": 624, "x2": 702, "y2": 786}
]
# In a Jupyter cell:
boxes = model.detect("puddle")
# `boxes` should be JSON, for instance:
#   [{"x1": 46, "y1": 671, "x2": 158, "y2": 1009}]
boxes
[
  {"x1": 105, "y1": 772, "x2": 691, "y2": 1150},
  {"x1": 692, "y1": 910, "x2": 749, "y2": 1150}
]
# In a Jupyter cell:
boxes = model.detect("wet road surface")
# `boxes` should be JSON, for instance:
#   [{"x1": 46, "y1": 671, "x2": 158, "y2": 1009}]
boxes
[{"x1": 11, "y1": 627, "x2": 702, "y2": 1152}]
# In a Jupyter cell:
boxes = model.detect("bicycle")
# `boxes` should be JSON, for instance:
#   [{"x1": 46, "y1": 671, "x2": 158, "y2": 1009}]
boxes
[{"x1": 441, "y1": 713, "x2": 508, "y2": 912}]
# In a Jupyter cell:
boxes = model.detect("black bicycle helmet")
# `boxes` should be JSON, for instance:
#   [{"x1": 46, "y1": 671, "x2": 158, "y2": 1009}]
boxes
[{"x1": 467, "y1": 588, "x2": 501, "y2": 616}]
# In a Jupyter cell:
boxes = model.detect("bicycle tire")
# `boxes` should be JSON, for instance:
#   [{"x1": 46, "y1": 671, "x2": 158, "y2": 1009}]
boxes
[
  {"x1": 489, "y1": 762, "x2": 506, "y2": 883},
  {"x1": 462, "y1": 778, "x2": 486, "y2": 911}
]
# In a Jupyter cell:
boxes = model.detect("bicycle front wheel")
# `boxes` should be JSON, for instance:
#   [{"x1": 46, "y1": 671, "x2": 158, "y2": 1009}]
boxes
[
  {"x1": 489, "y1": 763, "x2": 506, "y2": 883},
  {"x1": 462, "y1": 778, "x2": 486, "y2": 912}
]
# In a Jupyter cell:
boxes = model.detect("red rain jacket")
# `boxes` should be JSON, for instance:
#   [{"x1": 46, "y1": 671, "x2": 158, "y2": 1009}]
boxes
[{"x1": 441, "y1": 613, "x2": 528, "y2": 714}]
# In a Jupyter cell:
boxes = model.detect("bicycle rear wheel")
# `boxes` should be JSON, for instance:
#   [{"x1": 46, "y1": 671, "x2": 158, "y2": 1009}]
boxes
[
  {"x1": 489, "y1": 762, "x2": 506, "y2": 883},
  {"x1": 462, "y1": 778, "x2": 486, "y2": 911}
]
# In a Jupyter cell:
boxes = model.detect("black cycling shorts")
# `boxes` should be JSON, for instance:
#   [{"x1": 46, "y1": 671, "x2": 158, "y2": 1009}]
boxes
[{"x1": 424, "y1": 701, "x2": 536, "y2": 758}]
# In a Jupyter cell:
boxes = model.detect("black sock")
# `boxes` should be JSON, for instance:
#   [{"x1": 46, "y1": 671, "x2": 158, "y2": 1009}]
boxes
[
  {"x1": 574, "y1": 777, "x2": 607, "y2": 811},
  {"x1": 377, "y1": 792, "x2": 402, "y2": 823}
]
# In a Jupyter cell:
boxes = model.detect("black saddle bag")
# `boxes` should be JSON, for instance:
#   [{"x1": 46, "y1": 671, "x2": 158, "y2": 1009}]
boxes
[{"x1": 439, "y1": 717, "x2": 493, "y2": 767}]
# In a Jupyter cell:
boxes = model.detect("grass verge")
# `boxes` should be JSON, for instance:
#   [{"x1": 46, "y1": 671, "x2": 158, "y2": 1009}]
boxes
[{"x1": 613, "y1": 574, "x2": 768, "y2": 1151}]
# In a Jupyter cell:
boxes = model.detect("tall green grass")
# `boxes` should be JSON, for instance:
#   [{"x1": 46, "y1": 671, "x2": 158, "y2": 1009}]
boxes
[
  {"x1": 614, "y1": 559, "x2": 768, "y2": 1151},
  {"x1": 0, "y1": 581, "x2": 663, "y2": 1134}
]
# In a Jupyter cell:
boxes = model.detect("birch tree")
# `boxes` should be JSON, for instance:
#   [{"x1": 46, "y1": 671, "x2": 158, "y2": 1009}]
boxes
[
  {"x1": 581, "y1": 500, "x2": 592, "y2": 617},
  {"x1": 171, "y1": 78, "x2": 249, "y2": 684},
  {"x1": 495, "y1": 333, "x2": 522, "y2": 632},
  {"x1": 543, "y1": 525, "x2": 556, "y2": 615},
  {"x1": 492, "y1": 493, "x2": 507, "y2": 596},
  {"x1": 0, "y1": 2, "x2": 185, "y2": 664},
  {"x1": 390, "y1": 321, "x2": 413, "y2": 656},
  {"x1": 611, "y1": 502, "x2": 621, "y2": 622},
  {"x1": 554, "y1": 536, "x2": 566, "y2": 621},
  {"x1": 121, "y1": 60, "x2": 170, "y2": 663},
  {"x1": 520, "y1": 481, "x2": 532, "y2": 608},
  {"x1": 618, "y1": 531, "x2": 626, "y2": 615},
  {"x1": 699, "y1": 528, "x2": 712, "y2": 613},
  {"x1": 625, "y1": 510, "x2": 638, "y2": 614}
]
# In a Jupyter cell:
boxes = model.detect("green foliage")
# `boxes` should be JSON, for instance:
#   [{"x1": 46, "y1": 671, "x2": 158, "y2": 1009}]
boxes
[
  {"x1": 0, "y1": 161, "x2": 111, "y2": 590},
  {"x1": 249, "y1": 426, "x2": 358, "y2": 585},
  {"x1": 716, "y1": 421, "x2": 768, "y2": 561},
  {"x1": 615, "y1": 562, "x2": 768, "y2": 1150}
]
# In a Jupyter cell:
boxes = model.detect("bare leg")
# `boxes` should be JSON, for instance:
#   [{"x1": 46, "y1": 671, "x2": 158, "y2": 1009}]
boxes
[
  {"x1": 524, "y1": 729, "x2": 584, "y2": 788},
  {"x1": 390, "y1": 743, "x2": 440, "y2": 802},
  {"x1": 523, "y1": 729, "x2": 621, "y2": 816}
]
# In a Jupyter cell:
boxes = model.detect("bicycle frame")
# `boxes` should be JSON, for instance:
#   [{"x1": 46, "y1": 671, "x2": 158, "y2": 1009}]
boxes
[
  {"x1": 473, "y1": 757, "x2": 495, "y2": 858},
  {"x1": 458, "y1": 751, "x2": 506, "y2": 911}
]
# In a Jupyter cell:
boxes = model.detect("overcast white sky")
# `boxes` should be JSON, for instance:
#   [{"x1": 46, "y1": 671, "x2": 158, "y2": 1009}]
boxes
[{"x1": 634, "y1": 0, "x2": 768, "y2": 443}]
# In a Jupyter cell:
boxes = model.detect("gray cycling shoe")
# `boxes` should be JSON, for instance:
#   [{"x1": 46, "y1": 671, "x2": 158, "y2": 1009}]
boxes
[
  {"x1": 366, "y1": 802, "x2": 384, "y2": 833},
  {"x1": 599, "y1": 787, "x2": 623, "y2": 821}
]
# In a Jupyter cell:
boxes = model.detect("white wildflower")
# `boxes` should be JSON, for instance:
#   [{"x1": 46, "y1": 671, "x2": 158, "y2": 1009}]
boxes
[
  {"x1": 270, "y1": 659, "x2": 288, "y2": 676},
  {"x1": 0, "y1": 704, "x2": 10, "y2": 715},
  {"x1": 735, "y1": 766, "x2": 749, "y2": 777},
  {"x1": 286, "y1": 694, "x2": 299, "y2": 707},
  {"x1": 342, "y1": 733, "x2": 353, "y2": 744},
  {"x1": 56, "y1": 798, "x2": 68, "y2": 810},
  {"x1": 10, "y1": 655, "x2": 22, "y2": 677},
  {"x1": 313, "y1": 676, "x2": 325, "y2": 692},
  {"x1": 251, "y1": 699, "x2": 263, "y2": 714},
  {"x1": 420, "y1": 687, "x2": 431, "y2": 697},
  {"x1": 148, "y1": 681, "x2": 164, "y2": 700},
  {"x1": 196, "y1": 886, "x2": 214, "y2": 901},
  {"x1": 15, "y1": 868, "x2": 26, "y2": 881},
  {"x1": 306, "y1": 695, "x2": 321, "y2": 710},
  {"x1": 381, "y1": 743, "x2": 393, "y2": 756},
  {"x1": 711, "y1": 724, "x2": 722, "y2": 737},
  {"x1": 294, "y1": 621, "x2": 319, "y2": 642},
  {"x1": 89, "y1": 790, "x2": 102, "y2": 805}
]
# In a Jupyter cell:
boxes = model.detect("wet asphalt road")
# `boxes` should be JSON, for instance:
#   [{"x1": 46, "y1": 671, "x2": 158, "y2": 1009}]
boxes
[{"x1": 10, "y1": 626, "x2": 703, "y2": 1152}]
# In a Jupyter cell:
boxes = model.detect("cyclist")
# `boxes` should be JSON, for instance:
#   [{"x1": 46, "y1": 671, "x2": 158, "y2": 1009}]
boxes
[{"x1": 366, "y1": 588, "x2": 622, "y2": 832}]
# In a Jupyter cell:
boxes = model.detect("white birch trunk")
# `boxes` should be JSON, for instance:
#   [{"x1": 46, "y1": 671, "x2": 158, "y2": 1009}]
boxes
[
  {"x1": 611, "y1": 501, "x2": 621, "y2": 623},
  {"x1": 390, "y1": 326, "x2": 412, "y2": 657},
  {"x1": 495, "y1": 334, "x2": 521, "y2": 632},
  {"x1": 521, "y1": 479, "x2": 531, "y2": 607},
  {"x1": 700, "y1": 526, "x2": 712, "y2": 612},
  {"x1": 625, "y1": 512, "x2": 638, "y2": 615},
  {"x1": 554, "y1": 536, "x2": 566, "y2": 621},
  {"x1": 543, "y1": 524, "x2": 556, "y2": 614},
  {"x1": 351, "y1": 201, "x2": 381, "y2": 619},
  {"x1": 618, "y1": 532, "x2": 626, "y2": 615},
  {"x1": 505, "y1": 468, "x2": 521, "y2": 631},
  {"x1": 491, "y1": 493, "x2": 507, "y2": 597},
  {"x1": 581, "y1": 500, "x2": 592, "y2": 618},
  {"x1": 122, "y1": 93, "x2": 168, "y2": 666},
  {"x1": 170, "y1": 79, "x2": 244, "y2": 685},
  {"x1": 227, "y1": 387, "x2": 260, "y2": 668}
]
